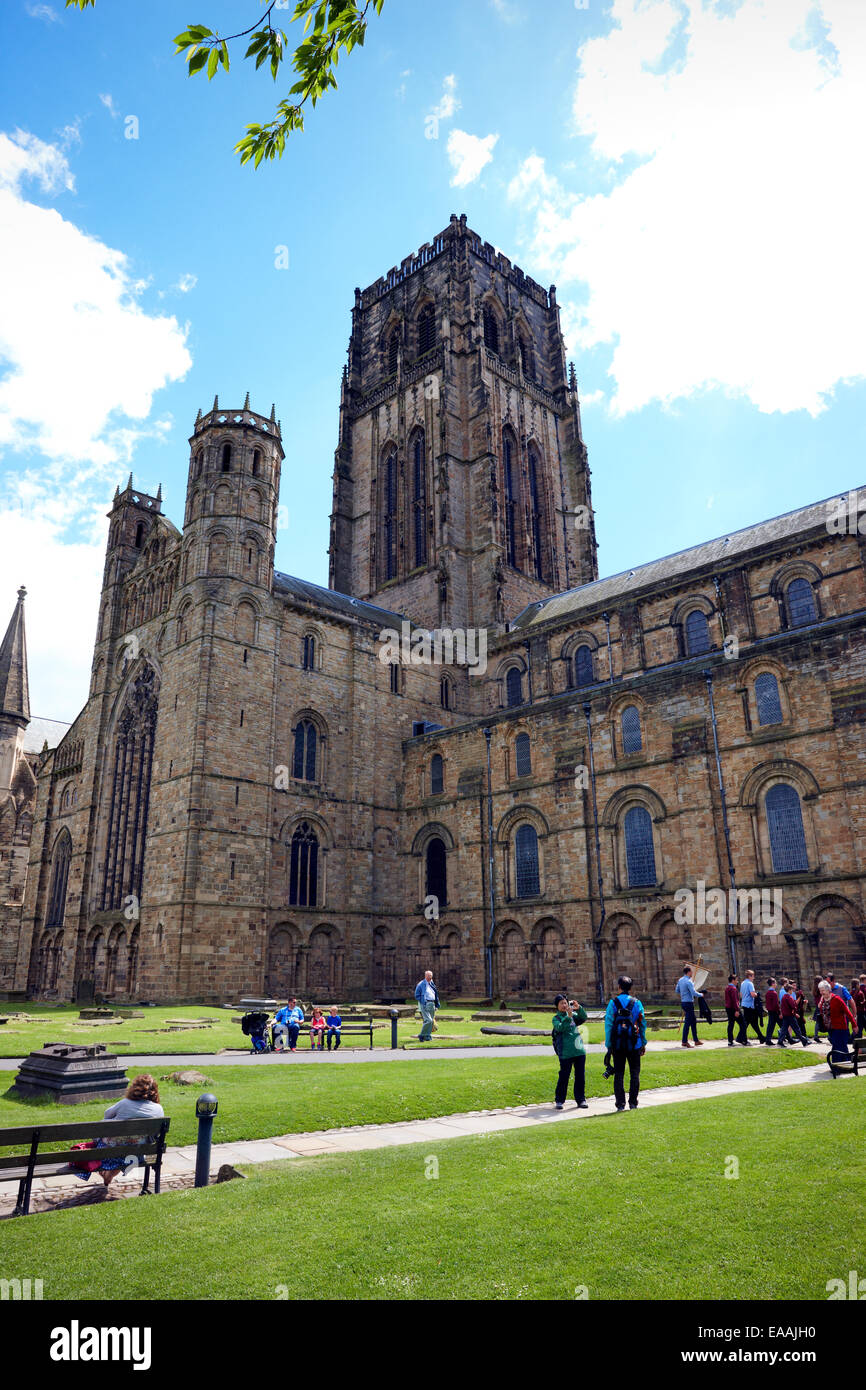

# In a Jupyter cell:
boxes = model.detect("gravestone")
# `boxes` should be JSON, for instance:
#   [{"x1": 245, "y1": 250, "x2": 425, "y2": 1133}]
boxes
[{"x1": 12, "y1": 1043, "x2": 128, "y2": 1104}]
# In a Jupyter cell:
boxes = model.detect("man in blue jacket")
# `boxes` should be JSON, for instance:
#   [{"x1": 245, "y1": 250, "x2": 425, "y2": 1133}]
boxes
[
  {"x1": 414, "y1": 971, "x2": 441, "y2": 1041},
  {"x1": 604, "y1": 976, "x2": 647, "y2": 1111}
]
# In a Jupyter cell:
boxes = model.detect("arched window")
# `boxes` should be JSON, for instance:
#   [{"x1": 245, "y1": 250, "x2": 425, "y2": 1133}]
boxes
[
  {"x1": 685, "y1": 609, "x2": 711, "y2": 656},
  {"x1": 390, "y1": 663, "x2": 401, "y2": 695},
  {"x1": 289, "y1": 822, "x2": 319, "y2": 907},
  {"x1": 134, "y1": 522, "x2": 144, "y2": 548},
  {"x1": 195, "y1": 452, "x2": 203, "y2": 479},
  {"x1": 431, "y1": 753, "x2": 444, "y2": 796},
  {"x1": 483, "y1": 307, "x2": 500, "y2": 354},
  {"x1": 418, "y1": 305, "x2": 436, "y2": 356},
  {"x1": 506, "y1": 666, "x2": 523, "y2": 708},
  {"x1": 573, "y1": 644, "x2": 593, "y2": 688},
  {"x1": 387, "y1": 330, "x2": 400, "y2": 375},
  {"x1": 518, "y1": 335, "x2": 533, "y2": 381},
  {"x1": 527, "y1": 446, "x2": 545, "y2": 581},
  {"x1": 383, "y1": 450, "x2": 398, "y2": 581},
  {"x1": 292, "y1": 720, "x2": 318, "y2": 782},
  {"x1": 766, "y1": 784, "x2": 808, "y2": 873},
  {"x1": 515, "y1": 824, "x2": 540, "y2": 898},
  {"x1": 621, "y1": 705, "x2": 642, "y2": 755},
  {"x1": 221, "y1": 444, "x2": 232, "y2": 473},
  {"x1": 755, "y1": 672, "x2": 783, "y2": 727},
  {"x1": 503, "y1": 429, "x2": 519, "y2": 569},
  {"x1": 100, "y1": 666, "x2": 159, "y2": 911},
  {"x1": 46, "y1": 833, "x2": 71, "y2": 928},
  {"x1": 624, "y1": 806, "x2": 656, "y2": 887},
  {"x1": 426, "y1": 837, "x2": 447, "y2": 906},
  {"x1": 303, "y1": 635, "x2": 316, "y2": 671},
  {"x1": 252, "y1": 449, "x2": 261, "y2": 477},
  {"x1": 787, "y1": 577, "x2": 816, "y2": 627},
  {"x1": 412, "y1": 429, "x2": 427, "y2": 568},
  {"x1": 515, "y1": 732, "x2": 531, "y2": 778},
  {"x1": 440, "y1": 676, "x2": 451, "y2": 711}
]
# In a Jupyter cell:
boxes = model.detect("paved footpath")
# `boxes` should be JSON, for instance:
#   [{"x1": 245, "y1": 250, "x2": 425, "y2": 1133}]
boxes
[
  {"x1": 0, "y1": 1037, "x2": 827, "y2": 1070},
  {"x1": 21, "y1": 1052, "x2": 843, "y2": 1203}
]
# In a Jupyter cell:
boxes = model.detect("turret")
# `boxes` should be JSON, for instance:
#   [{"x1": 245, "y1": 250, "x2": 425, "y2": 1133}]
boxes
[
  {"x1": 183, "y1": 396, "x2": 284, "y2": 593},
  {"x1": 0, "y1": 587, "x2": 30, "y2": 797}
]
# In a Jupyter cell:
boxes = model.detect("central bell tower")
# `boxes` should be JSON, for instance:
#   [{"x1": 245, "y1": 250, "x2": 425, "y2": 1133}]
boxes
[{"x1": 329, "y1": 213, "x2": 598, "y2": 631}]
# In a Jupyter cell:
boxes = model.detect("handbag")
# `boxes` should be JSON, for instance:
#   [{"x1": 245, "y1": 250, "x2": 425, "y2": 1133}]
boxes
[{"x1": 69, "y1": 1141, "x2": 101, "y2": 1173}]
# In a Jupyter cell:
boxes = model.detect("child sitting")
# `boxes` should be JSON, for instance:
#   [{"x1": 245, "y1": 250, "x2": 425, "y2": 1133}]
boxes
[
  {"x1": 326, "y1": 1005, "x2": 342, "y2": 1051},
  {"x1": 309, "y1": 1006, "x2": 326, "y2": 1051}
]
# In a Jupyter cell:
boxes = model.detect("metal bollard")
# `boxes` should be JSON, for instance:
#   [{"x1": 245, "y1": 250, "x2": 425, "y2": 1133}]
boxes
[
  {"x1": 390, "y1": 1007, "x2": 399, "y2": 1049},
  {"x1": 194, "y1": 1093, "x2": 218, "y2": 1188}
]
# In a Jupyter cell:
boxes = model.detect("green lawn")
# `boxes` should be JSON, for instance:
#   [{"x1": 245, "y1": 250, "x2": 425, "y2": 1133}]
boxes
[
  {"x1": 0, "y1": 1047, "x2": 819, "y2": 1148},
  {"x1": 0, "y1": 1001, "x2": 795, "y2": 1057},
  {"x1": 2, "y1": 1080, "x2": 861, "y2": 1300}
]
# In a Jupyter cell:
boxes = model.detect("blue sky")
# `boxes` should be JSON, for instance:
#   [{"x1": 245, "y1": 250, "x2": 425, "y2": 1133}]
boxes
[{"x1": 1, "y1": 0, "x2": 865, "y2": 721}]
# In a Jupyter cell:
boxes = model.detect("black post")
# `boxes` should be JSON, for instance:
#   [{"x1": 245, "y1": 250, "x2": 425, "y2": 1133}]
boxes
[
  {"x1": 194, "y1": 1093, "x2": 217, "y2": 1188},
  {"x1": 389, "y1": 1008, "x2": 399, "y2": 1049}
]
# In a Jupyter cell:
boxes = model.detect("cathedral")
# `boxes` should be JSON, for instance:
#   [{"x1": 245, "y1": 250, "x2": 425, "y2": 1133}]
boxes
[{"x1": 1, "y1": 213, "x2": 865, "y2": 1006}]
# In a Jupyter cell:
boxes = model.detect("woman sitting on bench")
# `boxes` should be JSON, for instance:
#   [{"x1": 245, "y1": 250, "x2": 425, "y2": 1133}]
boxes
[{"x1": 71, "y1": 1074, "x2": 165, "y2": 1190}]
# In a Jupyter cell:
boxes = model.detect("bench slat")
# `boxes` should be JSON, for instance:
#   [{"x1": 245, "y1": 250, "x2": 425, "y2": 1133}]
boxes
[
  {"x1": 0, "y1": 1140, "x2": 164, "y2": 1174},
  {"x1": 0, "y1": 1118, "x2": 169, "y2": 1146}
]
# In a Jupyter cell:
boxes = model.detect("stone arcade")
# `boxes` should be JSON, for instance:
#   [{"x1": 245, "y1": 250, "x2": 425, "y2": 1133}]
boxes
[{"x1": 1, "y1": 215, "x2": 865, "y2": 1004}]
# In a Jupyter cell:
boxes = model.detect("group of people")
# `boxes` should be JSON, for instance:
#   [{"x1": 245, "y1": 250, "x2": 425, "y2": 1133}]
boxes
[
  {"x1": 717, "y1": 969, "x2": 865, "y2": 1060},
  {"x1": 271, "y1": 999, "x2": 343, "y2": 1052},
  {"x1": 552, "y1": 977, "x2": 648, "y2": 1113}
]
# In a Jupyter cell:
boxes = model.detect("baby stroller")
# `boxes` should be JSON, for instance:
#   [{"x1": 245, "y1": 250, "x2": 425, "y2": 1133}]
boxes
[{"x1": 241, "y1": 1011, "x2": 272, "y2": 1054}]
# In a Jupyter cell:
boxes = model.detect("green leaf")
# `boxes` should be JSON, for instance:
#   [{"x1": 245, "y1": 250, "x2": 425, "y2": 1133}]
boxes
[
  {"x1": 207, "y1": 46, "x2": 219, "y2": 79},
  {"x1": 188, "y1": 47, "x2": 209, "y2": 75}
]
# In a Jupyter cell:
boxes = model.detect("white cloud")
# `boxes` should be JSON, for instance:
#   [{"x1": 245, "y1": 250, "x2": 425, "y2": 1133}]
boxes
[
  {"x1": 490, "y1": 0, "x2": 523, "y2": 22},
  {"x1": 509, "y1": 0, "x2": 866, "y2": 416},
  {"x1": 99, "y1": 92, "x2": 119, "y2": 119},
  {"x1": 159, "y1": 272, "x2": 198, "y2": 299},
  {"x1": 429, "y1": 74, "x2": 460, "y2": 124},
  {"x1": 25, "y1": 3, "x2": 59, "y2": 21},
  {"x1": 0, "y1": 130, "x2": 191, "y2": 719},
  {"x1": 0, "y1": 129, "x2": 191, "y2": 466},
  {"x1": 447, "y1": 129, "x2": 499, "y2": 187}
]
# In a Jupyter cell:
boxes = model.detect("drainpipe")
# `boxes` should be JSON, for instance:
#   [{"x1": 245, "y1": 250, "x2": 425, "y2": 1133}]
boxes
[
  {"x1": 602, "y1": 611, "x2": 613, "y2": 684},
  {"x1": 703, "y1": 669, "x2": 739, "y2": 976},
  {"x1": 482, "y1": 727, "x2": 497, "y2": 999},
  {"x1": 523, "y1": 640, "x2": 533, "y2": 703},
  {"x1": 583, "y1": 702, "x2": 606, "y2": 1005}
]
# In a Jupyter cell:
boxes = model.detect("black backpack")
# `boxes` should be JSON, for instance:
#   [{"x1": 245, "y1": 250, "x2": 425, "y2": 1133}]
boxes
[{"x1": 610, "y1": 996, "x2": 640, "y2": 1052}]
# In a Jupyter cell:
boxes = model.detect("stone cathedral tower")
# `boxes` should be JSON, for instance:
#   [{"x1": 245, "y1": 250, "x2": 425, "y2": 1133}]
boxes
[{"x1": 329, "y1": 213, "x2": 598, "y2": 631}]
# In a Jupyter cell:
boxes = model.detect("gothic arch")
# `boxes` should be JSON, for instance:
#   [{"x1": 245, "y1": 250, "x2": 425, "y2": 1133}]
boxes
[
  {"x1": 306, "y1": 923, "x2": 344, "y2": 999},
  {"x1": 266, "y1": 921, "x2": 301, "y2": 998},
  {"x1": 800, "y1": 893, "x2": 866, "y2": 978},
  {"x1": 738, "y1": 759, "x2": 820, "y2": 809},
  {"x1": 411, "y1": 821, "x2": 456, "y2": 855},
  {"x1": 97, "y1": 662, "x2": 160, "y2": 914},
  {"x1": 495, "y1": 918, "x2": 529, "y2": 996}
]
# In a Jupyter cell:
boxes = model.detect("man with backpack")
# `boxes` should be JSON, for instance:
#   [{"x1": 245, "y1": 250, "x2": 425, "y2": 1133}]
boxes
[
  {"x1": 604, "y1": 976, "x2": 647, "y2": 1111},
  {"x1": 551, "y1": 994, "x2": 589, "y2": 1110}
]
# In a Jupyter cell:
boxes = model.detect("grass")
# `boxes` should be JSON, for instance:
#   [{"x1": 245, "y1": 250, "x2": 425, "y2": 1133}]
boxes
[
  {"x1": 0, "y1": 1001, "x2": 791, "y2": 1057},
  {"x1": 2, "y1": 1080, "x2": 862, "y2": 1300},
  {"x1": 0, "y1": 1046, "x2": 819, "y2": 1148}
]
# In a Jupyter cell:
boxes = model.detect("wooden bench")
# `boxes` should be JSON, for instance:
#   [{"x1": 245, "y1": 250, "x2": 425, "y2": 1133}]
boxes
[
  {"x1": 827, "y1": 1038, "x2": 866, "y2": 1079},
  {"x1": 0, "y1": 1117, "x2": 171, "y2": 1216},
  {"x1": 273, "y1": 1016, "x2": 375, "y2": 1050}
]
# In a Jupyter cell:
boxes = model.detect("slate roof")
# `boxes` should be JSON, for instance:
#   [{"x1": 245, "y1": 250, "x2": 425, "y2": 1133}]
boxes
[
  {"x1": 274, "y1": 571, "x2": 406, "y2": 628},
  {"x1": 511, "y1": 490, "x2": 853, "y2": 632}
]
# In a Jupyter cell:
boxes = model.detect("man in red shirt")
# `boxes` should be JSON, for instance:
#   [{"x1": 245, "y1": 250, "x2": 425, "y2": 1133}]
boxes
[
  {"x1": 724, "y1": 974, "x2": 741, "y2": 1048},
  {"x1": 764, "y1": 978, "x2": 781, "y2": 1046},
  {"x1": 779, "y1": 981, "x2": 809, "y2": 1047}
]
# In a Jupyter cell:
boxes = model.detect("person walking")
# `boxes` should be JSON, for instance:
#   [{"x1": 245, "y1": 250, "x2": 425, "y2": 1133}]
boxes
[
  {"x1": 818, "y1": 979, "x2": 857, "y2": 1064},
  {"x1": 604, "y1": 976, "x2": 647, "y2": 1112},
  {"x1": 675, "y1": 965, "x2": 704, "y2": 1048},
  {"x1": 738, "y1": 969, "x2": 765, "y2": 1044},
  {"x1": 812, "y1": 976, "x2": 827, "y2": 1041},
  {"x1": 765, "y1": 978, "x2": 781, "y2": 1046},
  {"x1": 414, "y1": 970, "x2": 440, "y2": 1042},
  {"x1": 724, "y1": 974, "x2": 741, "y2": 1047},
  {"x1": 779, "y1": 982, "x2": 810, "y2": 1047},
  {"x1": 552, "y1": 994, "x2": 589, "y2": 1110},
  {"x1": 850, "y1": 978, "x2": 866, "y2": 1038}
]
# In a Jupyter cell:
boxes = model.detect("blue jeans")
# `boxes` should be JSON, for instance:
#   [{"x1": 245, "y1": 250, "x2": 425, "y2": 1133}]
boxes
[
  {"x1": 419, "y1": 1002, "x2": 436, "y2": 1040},
  {"x1": 828, "y1": 1028, "x2": 850, "y2": 1062},
  {"x1": 287, "y1": 1023, "x2": 300, "y2": 1049},
  {"x1": 681, "y1": 1002, "x2": 698, "y2": 1043}
]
